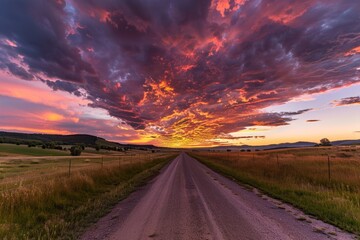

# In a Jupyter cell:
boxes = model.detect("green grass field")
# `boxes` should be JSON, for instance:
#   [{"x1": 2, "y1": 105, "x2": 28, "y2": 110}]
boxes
[
  {"x1": 0, "y1": 144, "x2": 69, "y2": 156},
  {"x1": 189, "y1": 146, "x2": 360, "y2": 235}
]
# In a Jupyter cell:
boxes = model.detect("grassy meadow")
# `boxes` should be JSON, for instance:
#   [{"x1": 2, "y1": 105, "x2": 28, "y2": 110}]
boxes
[
  {"x1": 0, "y1": 144, "x2": 69, "y2": 157},
  {"x1": 0, "y1": 145, "x2": 177, "y2": 239},
  {"x1": 189, "y1": 146, "x2": 360, "y2": 235}
]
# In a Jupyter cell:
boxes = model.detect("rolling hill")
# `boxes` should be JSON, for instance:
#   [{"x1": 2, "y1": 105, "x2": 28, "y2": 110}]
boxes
[
  {"x1": 0, "y1": 131, "x2": 157, "y2": 149},
  {"x1": 199, "y1": 140, "x2": 360, "y2": 151}
]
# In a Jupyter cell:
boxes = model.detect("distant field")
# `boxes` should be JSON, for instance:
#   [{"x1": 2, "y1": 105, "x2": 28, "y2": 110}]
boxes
[
  {"x1": 0, "y1": 144, "x2": 69, "y2": 156},
  {"x1": 189, "y1": 146, "x2": 360, "y2": 235},
  {"x1": 0, "y1": 150, "x2": 177, "y2": 239},
  {"x1": 0, "y1": 151, "x2": 172, "y2": 189}
]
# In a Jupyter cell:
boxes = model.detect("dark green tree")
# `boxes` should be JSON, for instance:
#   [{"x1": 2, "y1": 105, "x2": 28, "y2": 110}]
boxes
[
  {"x1": 70, "y1": 146, "x2": 82, "y2": 156},
  {"x1": 320, "y1": 138, "x2": 331, "y2": 146}
]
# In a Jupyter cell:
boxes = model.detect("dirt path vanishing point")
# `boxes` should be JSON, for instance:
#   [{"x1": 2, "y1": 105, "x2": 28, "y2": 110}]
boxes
[{"x1": 81, "y1": 152, "x2": 355, "y2": 240}]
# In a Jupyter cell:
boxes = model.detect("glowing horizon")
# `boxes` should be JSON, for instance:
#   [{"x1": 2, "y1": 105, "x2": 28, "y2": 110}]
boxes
[{"x1": 0, "y1": 0, "x2": 359, "y2": 147}]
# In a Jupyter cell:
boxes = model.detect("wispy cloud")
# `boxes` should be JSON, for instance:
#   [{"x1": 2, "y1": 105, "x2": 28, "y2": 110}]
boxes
[
  {"x1": 333, "y1": 96, "x2": 360, "y2": 106},
  {"x1": 306, "y1": 119, "x2": 320, "y2": 123}
]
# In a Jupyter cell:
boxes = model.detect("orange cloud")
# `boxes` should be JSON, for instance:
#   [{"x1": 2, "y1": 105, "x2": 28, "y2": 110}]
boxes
[
  {"x1": 213, "y1": 0, "x2": 247, "y2": 17},
  {"x1": 0, "y1": 126, "x2": 71, "y2": 135},
  {"x1": 216, "y1": 0, "x2": 230, "y2": 17},
  {"x1": 269, "y1": 10, "x2": 307, "y2": 24},
  {"x1": 345, "y1": 46, "x2": 360, "y2": 56},
  {"x1": 233, "y1": 0, "x2": 247, "y2": 11},
  {"x1": 42, "y1": 112, "x2": 65, "y2": 121},
  {"x1": 179, "y1": 65, "x2": 195, "y2": 72},
  {"x1": 159, "y1": 80, "x2": 174, "y2": 93}
]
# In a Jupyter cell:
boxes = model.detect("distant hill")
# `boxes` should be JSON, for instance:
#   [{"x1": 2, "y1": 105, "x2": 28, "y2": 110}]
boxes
[
  {"x1": 332, "y1": 139, "x2": 360, "y2": 146},
  {"x1": 0, "y1": 131, "x2": 100, "y2": 145},
  {"x1": 201, "y1": 139, "x2": 360, "y2": 151},
  {"x1": 0, "y1": 131, "x2": 157, "y2": 149},
  {"x1": 209, "y1": 141, "x2": 316, "y2": 151}
]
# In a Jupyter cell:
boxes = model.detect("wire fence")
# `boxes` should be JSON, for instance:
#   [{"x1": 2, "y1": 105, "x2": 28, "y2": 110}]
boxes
[
  {"x1": 192, "y1": 146, "x2": 360, "y2": 188},
  {"x1": 0, "y1": 152, "x2": 175, "y2": 192}
]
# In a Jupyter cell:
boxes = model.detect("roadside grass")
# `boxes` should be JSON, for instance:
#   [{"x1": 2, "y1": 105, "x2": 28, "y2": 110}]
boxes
[
  {"x1": 0, "y1": 154, "x2": 176, "y2": 239},
  {"x1": 0, "y1": 144, "x2": 68, "y2": 156},
  {"x1": 189, "y1": 147, "x2": 360, "y2": 235},
  {"x1": 0, "y1": 152, "x2": 173, "y2": 193}
]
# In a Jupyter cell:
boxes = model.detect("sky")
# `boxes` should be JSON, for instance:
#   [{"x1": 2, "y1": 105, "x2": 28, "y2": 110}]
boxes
[{"x1": 0, "y1": 0, "x2": 359, "y2": 148}]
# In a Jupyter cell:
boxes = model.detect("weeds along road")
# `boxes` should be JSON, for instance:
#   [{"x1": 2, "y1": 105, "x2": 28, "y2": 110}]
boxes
[{"x1": 81, "y1": 153, "x2": 354, "y2": 240}]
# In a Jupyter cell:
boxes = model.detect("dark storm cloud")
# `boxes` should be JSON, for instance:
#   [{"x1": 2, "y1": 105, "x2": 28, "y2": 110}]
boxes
[
  {"x1": 2, "y1": 62, "x2": 33, "y2": 80},
  {"x1": 1, "y1": 0, "x2": 360, "y2": 144},
  {"x1": 42, "y1": 79, "x2": 83, "y2": 97},
  {"x1": 333, "y1": 96, "x2": 360, "y2": 106},
  {"x1": 0, "y1": 0, "x2": 95, "y2": 82},
  {"x1": 0, "y1": 42, "x2": 33, "y2": 80}
]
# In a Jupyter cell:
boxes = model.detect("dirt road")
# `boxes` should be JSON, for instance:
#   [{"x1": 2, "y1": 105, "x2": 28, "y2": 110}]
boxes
[{"x1": 81, "y1": 153, "x2": 354, "y2": 240}]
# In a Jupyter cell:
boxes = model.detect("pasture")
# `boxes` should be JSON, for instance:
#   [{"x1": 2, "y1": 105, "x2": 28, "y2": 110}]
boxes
[{"x1": 0, "y1": 144, "x2": 69, "y2": 156}]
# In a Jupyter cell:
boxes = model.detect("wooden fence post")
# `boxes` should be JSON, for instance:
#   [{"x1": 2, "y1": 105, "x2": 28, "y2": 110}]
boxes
[
  {"x1": 68, "y1": 158, "x2": 72, "y2": 177},
  {"x1": 327, "y1": 154, "x2": 331, "y2": 181}
]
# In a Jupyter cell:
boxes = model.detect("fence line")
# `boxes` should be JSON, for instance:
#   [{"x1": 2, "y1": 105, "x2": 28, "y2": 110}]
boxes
[
  {"x1": 0, "y1": 152, "x2": 175, "y2": 193},
  {"x1": 197, "y1": 148, "x2": 360, "y2": 184}
]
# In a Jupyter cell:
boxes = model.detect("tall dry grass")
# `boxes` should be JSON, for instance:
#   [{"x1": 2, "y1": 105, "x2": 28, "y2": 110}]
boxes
[
  {"x1": 0, "y1": 152, "x2": 173, "y2": 192},
  {"x1": 0, "y1": 154, "x2": 176, "y2": 239},
  {"x1": 190, "y1": 147, "x2": 360, "y2": 234}
]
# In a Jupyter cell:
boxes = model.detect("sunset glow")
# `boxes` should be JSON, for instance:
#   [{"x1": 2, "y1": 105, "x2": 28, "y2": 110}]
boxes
[{"x1": 0, "y1": 0, "x2": 359, "y2": 147}]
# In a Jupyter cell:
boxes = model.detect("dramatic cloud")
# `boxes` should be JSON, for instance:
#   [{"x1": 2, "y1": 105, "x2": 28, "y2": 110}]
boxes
[
  {"x1": 1, "y1": 0, "x2": 360, "y2": 146},
  {"x1": 333, "y1": 96, "x2": 360, "y2": 106},
  {"x1": 42, "y1": 79, "x2": 83, "y2": 97}
]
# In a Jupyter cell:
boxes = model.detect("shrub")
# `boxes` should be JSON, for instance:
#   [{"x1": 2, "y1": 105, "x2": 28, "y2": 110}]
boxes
[
  {"x1": 70, "y1": 146, "x2": 82, "y2": 156},
  {"x1": 320, "y1": 138, "x2": 331, "y2": 146}
]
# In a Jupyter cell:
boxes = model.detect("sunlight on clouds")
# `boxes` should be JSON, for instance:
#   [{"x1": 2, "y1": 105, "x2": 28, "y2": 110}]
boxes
[
  {"x1": 42, "y1": 113, "x2": 65, "y2": 121},
  {"x1": 345, "y1": 46, "x2": 360, "y2": 56}
]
